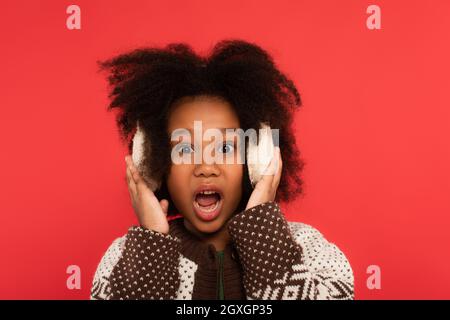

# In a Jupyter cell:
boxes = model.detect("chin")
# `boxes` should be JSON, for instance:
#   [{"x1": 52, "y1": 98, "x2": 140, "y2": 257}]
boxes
[{"x1": 191, "y1": 216, "x2": 227, "y2": 234}]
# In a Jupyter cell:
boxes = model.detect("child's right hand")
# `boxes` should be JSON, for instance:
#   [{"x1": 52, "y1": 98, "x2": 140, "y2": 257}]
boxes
[{"x1": 125, "y1": 155, "x2": 170, "y2": 234}]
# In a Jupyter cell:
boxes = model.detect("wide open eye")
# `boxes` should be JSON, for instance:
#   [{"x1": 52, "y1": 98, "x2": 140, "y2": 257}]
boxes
[
  {"x1": 218, "y1": 141, "x2": 235, "y2": 154},
  {"x1": 175, "y1": 143, "x2": 194, "y2": 154}
]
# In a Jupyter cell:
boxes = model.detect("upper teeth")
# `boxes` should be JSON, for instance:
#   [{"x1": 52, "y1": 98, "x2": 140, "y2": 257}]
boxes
[{"x1": 199, "y1": 190, "x2": 216, "y2": 195}]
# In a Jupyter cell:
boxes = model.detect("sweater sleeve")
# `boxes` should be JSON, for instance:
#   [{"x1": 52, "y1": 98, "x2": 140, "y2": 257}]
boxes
[
  {"x1": 90, "y1": 226, "x2": 182, "y2": 300},
  {"x1": 227, "y1": 201, "x2": 354, "y2": 300}
]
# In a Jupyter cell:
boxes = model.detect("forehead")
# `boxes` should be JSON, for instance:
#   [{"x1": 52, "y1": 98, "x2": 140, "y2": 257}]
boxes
[{"x1": 167, "y1": 96, "x2": 240, "y2": 132}]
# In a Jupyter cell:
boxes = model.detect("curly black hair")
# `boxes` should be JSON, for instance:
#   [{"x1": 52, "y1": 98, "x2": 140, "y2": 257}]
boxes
[{"x1": 98, "y1": 39, "x2": 304, "y2": 215}]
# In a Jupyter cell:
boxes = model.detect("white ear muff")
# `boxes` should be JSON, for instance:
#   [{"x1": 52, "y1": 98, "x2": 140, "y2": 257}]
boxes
[
  {"x1": 131, "y1": 122, "x2": 161, "y2": 192},
  {"x1": 246, "y1": 122, "x2": 275, "y2": 187}
]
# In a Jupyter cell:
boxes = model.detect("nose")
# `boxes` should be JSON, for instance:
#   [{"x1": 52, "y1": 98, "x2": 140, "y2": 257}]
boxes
[
  {"x1": 193, "y1": 161, "x2": 221, "y2": 178},
  {"x1": 192, "y1": 139, "x2": 222, "y2": 178}
]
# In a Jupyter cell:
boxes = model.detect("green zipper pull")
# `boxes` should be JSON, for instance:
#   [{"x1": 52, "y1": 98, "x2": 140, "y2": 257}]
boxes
[{"x1": 216, "y1": 251, "x2": 225, "y2": 300}]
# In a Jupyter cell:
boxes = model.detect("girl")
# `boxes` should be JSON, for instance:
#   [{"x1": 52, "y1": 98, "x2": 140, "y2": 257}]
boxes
[{"x1": 90, "y1": 40, "x2": 354, "y2": 300}]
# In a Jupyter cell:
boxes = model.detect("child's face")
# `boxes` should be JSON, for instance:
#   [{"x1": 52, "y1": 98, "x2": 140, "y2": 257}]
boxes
[{"x1": 166, "y1": 96, "x2": 243, "y2": 234}]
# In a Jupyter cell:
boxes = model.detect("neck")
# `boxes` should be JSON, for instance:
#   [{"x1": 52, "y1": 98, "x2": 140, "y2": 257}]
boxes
[{"x1": 183, "y1": 220, "x2": 231, "y2": 251}]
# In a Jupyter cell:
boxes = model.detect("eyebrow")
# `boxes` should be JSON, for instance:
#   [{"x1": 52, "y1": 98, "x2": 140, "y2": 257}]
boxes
[
  {"x1": 172, "y1": 128, "x2": 238, "y2": 135},
  {"x1": 170, "y1": 128, "x2": 239, "y2": 143},
  {"x1": 185, "y1": 127, "x2": 237, "y2": 132}
]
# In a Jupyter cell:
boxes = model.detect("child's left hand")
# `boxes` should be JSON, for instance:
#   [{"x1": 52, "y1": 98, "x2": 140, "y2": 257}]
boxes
[{"x1": 245, "y1": 146, "x2": 282, "y2": 210}]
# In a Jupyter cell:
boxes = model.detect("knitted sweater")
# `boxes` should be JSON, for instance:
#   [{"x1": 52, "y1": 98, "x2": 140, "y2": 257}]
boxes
[{"x1": 90, "y1": 201, "x2": 354, "y2": 300}]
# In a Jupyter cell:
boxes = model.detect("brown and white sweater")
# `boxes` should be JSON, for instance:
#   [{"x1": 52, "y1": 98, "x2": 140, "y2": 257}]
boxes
[{"x1": 90, "y1": 201, "x2": 354, "y2": 300}]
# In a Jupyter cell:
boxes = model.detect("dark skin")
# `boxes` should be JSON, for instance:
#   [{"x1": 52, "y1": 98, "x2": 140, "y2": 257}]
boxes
[{"x1": 125, "y1": 95, "x2": 283, "y2": 251}]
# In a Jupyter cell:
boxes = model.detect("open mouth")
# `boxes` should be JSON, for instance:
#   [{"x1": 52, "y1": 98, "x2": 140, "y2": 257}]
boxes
[{"x1": 193, "y1": 189, "x2": 223, "y2": 222}]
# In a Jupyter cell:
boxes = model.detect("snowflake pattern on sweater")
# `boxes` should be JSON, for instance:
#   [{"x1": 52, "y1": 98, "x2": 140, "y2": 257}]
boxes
[{"x1": 90, "y1": 201, "x2": 354, "y2": 300}]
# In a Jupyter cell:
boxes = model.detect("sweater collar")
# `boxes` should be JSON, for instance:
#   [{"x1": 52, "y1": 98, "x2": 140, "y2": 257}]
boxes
[
  {"x1": 168, "y1": 217, "x2": 245, "y2": 299},
  {"x1": 168, "y1": 217, "x2": 236, "y2": 263}
]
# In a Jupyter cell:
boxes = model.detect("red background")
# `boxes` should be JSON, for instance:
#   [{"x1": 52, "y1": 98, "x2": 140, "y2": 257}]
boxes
[{"x1": 1, "y1": 0, "x2": 449, "y2": 299}]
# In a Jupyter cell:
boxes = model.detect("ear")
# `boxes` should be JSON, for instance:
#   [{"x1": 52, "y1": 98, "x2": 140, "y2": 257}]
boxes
[
  {"x1": 246, "y1": 122, "x2": 276, "y2": 188},
  {"x1": 131, "y1": 121, "x2": 161, "y2": 192}
]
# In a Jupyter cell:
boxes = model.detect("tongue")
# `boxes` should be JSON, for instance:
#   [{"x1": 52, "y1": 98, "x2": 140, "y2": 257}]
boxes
[{"x1": 196, "y1": 193, "x2": 219, "y2": 207}]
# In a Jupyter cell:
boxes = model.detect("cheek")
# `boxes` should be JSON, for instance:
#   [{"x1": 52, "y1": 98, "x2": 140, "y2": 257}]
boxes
[
  {"x1": 167, "y1": 166, "x2": 191, "y2": 201},
  {"x1": 225, "y1": 165, "x2": 244, "y2": 193}
]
